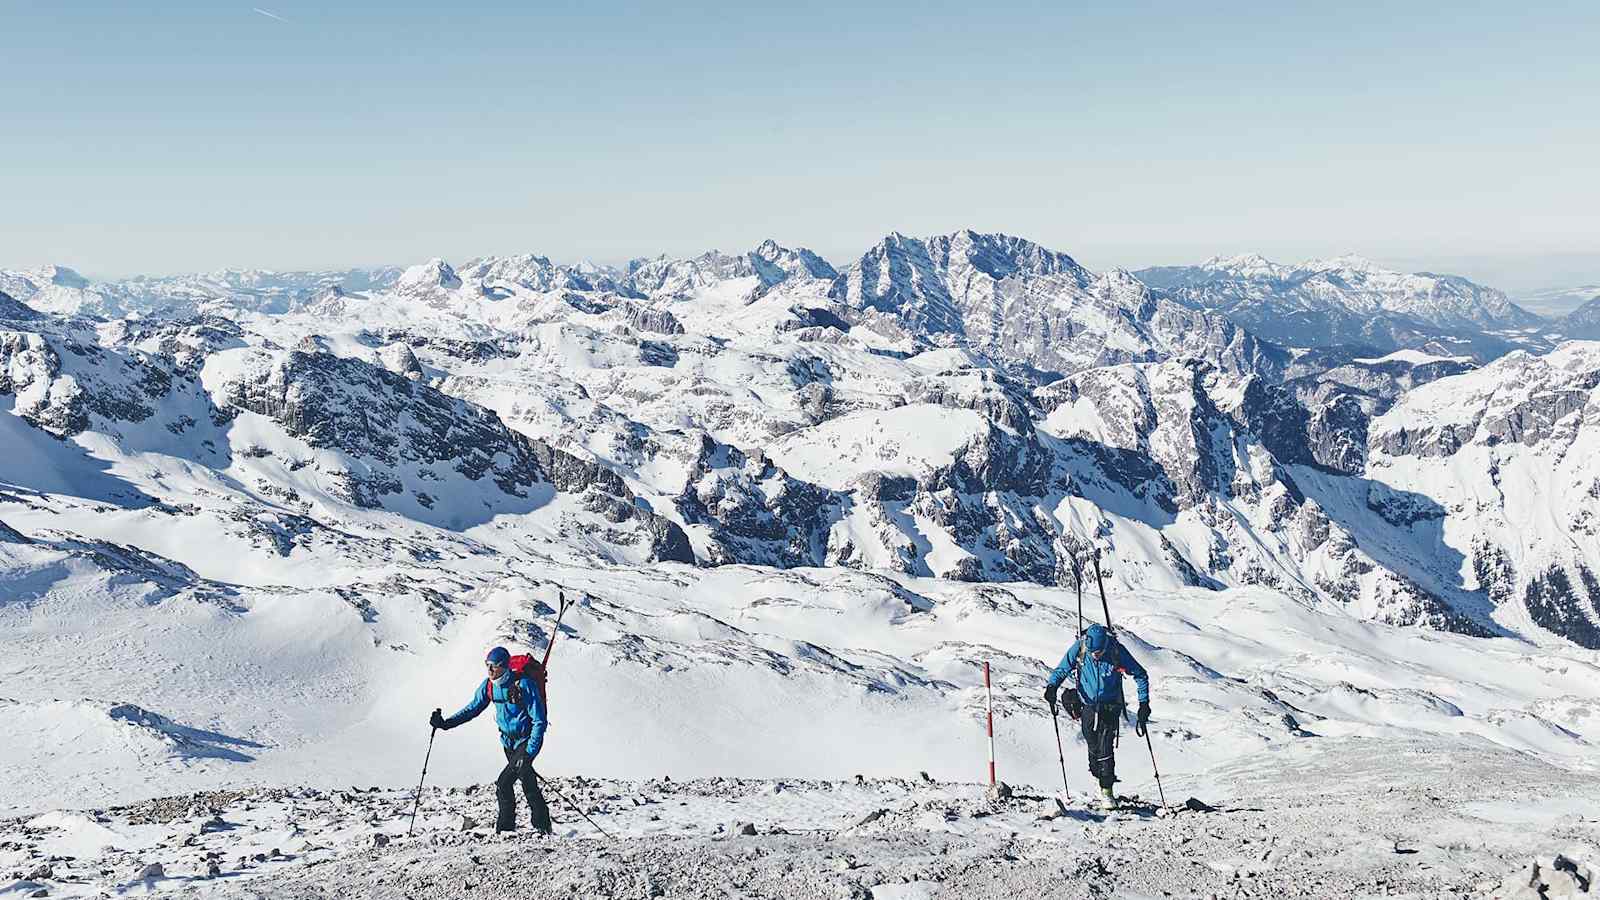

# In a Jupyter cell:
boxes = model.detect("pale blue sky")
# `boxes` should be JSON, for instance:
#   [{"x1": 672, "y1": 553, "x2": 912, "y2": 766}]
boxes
[{"x1": 3, "y1": 1, "x2": 1597, "y2": 289}]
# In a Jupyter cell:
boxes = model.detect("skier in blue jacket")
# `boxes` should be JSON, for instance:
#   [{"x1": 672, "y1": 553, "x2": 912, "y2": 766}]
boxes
[
  {"x1": 430, "y1": 646, "x2": 552, "y2": 833},
  {"x1": 1043, "y1": 624, "x2": 1151, "y2": 803}
]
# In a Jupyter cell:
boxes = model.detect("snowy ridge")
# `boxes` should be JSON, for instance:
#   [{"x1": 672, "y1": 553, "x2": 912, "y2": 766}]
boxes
[
  {"x1": 0, "y1": 289, "x2": 42, "y2": 322},
  {"x1": 1138, "y1": 253, "x2": 1550, "y2": 358}
]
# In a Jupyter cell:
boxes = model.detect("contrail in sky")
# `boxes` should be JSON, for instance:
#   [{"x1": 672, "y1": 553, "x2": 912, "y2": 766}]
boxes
[{"x1": 252, "y1": 7, "x2": 287, "y2": 21}]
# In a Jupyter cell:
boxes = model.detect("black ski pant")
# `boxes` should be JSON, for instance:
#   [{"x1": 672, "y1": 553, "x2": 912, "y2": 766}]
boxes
[
  {"x1": 497, "y1": 746, "x2": 552, "y2": 834},
  {"x1": 1080, "y1": 702, "x2": 1121, "y2": 790}
]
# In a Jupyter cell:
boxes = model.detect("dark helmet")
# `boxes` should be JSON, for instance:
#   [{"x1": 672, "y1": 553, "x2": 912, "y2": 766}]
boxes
[
  {"x1": 486, "y1": 646, "x2": 511, "y2": 666},
  {"x1": 1084, "y1": 624, "x2": 1112, "y2": 654}
]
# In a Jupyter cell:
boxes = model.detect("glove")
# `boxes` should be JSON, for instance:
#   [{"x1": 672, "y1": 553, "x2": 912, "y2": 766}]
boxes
[
  {"x1": 429, "y1": 708, "x2": 446, "y2": 731},
  {"x1": 1043, "y1": 684, "x2": 1058, "y2": 713},
  {"x1": 1135, "y1": 701, "x2": 1151, "y2": 736},
  {"x1": 1066, "y1": 691, "x2": 1083, "y2": 721}
]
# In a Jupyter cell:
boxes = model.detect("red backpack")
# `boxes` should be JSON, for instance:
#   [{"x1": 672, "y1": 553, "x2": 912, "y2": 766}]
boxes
[{"x1": 486, "y1": 654, "x2": 549, "y2": 711}]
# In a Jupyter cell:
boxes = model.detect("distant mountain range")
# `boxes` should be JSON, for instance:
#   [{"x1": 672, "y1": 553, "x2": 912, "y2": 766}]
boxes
[
  {"x1": 7, "y1": 243, "x2": 1585, "y2": 364},
  {"x1": 1136, "y1": 254, "x2": 1552, "y2": 358},
  {"x1": 4, "y1": 229, "x2": 1599, "y2": 651}
]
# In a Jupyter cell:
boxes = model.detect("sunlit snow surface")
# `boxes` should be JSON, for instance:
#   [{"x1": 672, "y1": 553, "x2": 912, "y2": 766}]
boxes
[
  {"x1": 4, "y1": 532, "x2": 1598, "y2": 809},
  {"x1": 4, "y1": 241, "x2": 1600, "y2": 896}
]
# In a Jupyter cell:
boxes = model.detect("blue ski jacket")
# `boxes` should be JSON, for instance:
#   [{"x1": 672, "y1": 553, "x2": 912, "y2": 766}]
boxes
[
  {"x1": 1045, "y1": 623, "x2": 1150, "y2": 707},
  {"x1": 443, "y1": 671, "x2": 547, "y2": 757}
]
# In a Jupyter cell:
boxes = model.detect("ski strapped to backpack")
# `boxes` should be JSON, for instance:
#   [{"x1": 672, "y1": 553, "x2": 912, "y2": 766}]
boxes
[
  {"x1": 486, "y1": 654, "x2": 549, "y2": 709},
  {"x1": 483, "y1": 589, "x2": 573, "y2": 712}
]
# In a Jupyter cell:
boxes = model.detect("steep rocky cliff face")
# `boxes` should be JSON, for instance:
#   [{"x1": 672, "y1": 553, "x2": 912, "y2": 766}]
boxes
[
  {"x1": 0, "y1": 316, "x2": 691, "y2": 566},
  {"x1": 1367, "y1": 343, "x2": 1600, "y2": 647},
  {"x1": 825, "y1": 231, "x2": 1288, "y2": 378}
]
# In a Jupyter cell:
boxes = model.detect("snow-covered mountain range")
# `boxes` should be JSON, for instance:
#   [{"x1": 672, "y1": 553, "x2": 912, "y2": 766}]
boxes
[
  {"x1": 4, "y1": 232, "x2": 1599, "y2": 894},
  {"x1": 1137, "y1": 253, "x2": 1553, "y2": 358},
  {"x1": 0, "y1": 265, "x2": 405, "y2": 318},
  {"x1": 7, "y1": 232, "x2": 1594, "y2": 648}
]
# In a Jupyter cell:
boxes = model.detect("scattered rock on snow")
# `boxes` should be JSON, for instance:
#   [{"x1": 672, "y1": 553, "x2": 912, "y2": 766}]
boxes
[
  {"x1": 854, "y1": 809, "x2": 888, "y2": 828},
  {"x1": 1035, "y1": 798, "x2": 1068, "y2": 821},
  {"x1": 369, "y1": 833, "x2": 390, "y2": 849},
  {"x1": 986, "y1": 781, "x2": 1013, "y2": 801},
  {"x1": 1482, "y1": 855, "x2": 1595, "y2": 899},
  {"x1": 138, "y1": 862, "x2": 164, "y2": 879},
  {"x1": 1184, "y1": 797, "x2": 1217, "y2": 813}
]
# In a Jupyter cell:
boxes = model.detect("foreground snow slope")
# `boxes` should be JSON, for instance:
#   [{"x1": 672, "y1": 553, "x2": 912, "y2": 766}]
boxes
[
  {"x1": 3, "y1": 741, "x2": 1596, "y2": 898},
  {"x1": 4, "y1": 512, "x2": 1597, "y2": 818}
]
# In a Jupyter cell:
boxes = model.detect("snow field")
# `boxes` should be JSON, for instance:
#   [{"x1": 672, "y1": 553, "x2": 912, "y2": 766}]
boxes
[{"x1": 4, "y1": 742, "x2": 1596, "y2": 898}]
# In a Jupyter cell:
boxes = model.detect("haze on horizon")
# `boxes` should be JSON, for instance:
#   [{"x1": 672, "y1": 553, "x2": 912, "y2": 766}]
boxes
[{"x1": 4, "y1": 1, "x2": 1597, "y2": 294}]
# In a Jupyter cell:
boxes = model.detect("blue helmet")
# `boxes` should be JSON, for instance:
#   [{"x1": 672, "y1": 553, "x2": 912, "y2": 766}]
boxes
[
  {"x1": 486, "y1": 646, "x2": 510, "y2": 666},
  {"x1": 1084, "y1": 624, "x2": 1112, "y2": 655}
]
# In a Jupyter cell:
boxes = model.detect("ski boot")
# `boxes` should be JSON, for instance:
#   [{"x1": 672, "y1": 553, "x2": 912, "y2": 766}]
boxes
[{"x1": 1093, "y1": 784, "x2": 1119, "y2": 810}]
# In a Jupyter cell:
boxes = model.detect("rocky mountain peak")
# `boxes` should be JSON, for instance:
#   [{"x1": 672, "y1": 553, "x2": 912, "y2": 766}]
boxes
[
  {"x1": 397, "y1": 258, "x2": 462, "y2": 292},
  {"x1": 749, "y1": 240, "x2": 837, "y2": 296},
  {"x1": 40, "y1": 265, "x2": 91, "y2": 288}
]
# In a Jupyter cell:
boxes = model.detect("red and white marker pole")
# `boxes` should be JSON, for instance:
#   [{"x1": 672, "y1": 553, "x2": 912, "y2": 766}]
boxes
[{"x1": 984, "y1": 660, "x2": 996, "y2": 787}]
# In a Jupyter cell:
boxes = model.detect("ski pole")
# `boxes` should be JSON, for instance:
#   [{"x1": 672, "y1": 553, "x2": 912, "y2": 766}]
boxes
[
  {"x1": 407, "y1": 726, "x2": 437, "y2": 837},
  {"x1": 1143, "y1": 729, "x2": 1168, "y2": 811},
  {"x1": 536, "y1": 772, "x2": 613, "y2": 839},
  {"x1": 1050, "y1": 707, "x2": 1071, "y2": 798}
]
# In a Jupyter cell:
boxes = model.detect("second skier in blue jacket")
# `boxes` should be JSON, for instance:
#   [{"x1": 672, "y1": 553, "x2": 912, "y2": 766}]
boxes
[
  {"x1": 1044, "y1": 624, "x2": 1152, "y2": 801},
  {"x1": 430, "y1": 646, "x2": 552, "y2": 833}
]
